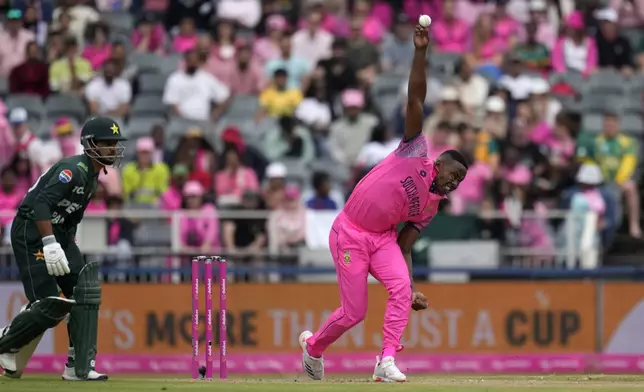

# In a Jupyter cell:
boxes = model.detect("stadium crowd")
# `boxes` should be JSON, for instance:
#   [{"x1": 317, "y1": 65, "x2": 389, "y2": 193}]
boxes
[{"x1": 0, "y1": 0, "x2": 642, "y2": 273}]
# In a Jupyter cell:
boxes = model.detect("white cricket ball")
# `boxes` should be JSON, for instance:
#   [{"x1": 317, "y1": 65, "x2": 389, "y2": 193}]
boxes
[{"x1": 418, "y1": 14, "x2": 432, "y2": 27}]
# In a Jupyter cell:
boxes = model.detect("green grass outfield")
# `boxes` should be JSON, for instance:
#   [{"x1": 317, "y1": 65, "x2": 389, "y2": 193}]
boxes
[{"x1": 2, "y1": 375, "x2": 644, "y2": 392}]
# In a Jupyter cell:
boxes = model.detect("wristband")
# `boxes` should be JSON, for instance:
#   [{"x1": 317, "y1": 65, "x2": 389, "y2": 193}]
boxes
[{"x1": 42, "y1": 235, "x2": 56, "y2": 246}]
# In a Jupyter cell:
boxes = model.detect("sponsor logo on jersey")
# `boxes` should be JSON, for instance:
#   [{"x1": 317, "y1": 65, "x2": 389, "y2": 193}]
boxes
[{"x1": 59, "y1": 169, "x2": 73, "y2": 183}]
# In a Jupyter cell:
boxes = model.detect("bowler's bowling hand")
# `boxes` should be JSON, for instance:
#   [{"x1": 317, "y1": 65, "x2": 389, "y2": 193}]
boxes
[{"x1": 411, "y1": 291, "x2": 428, "y2": 311}]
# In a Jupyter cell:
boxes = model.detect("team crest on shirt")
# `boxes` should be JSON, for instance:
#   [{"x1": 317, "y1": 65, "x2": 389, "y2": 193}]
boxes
[
  {"x1": 343, "y1": 250, "x2": 351, "y2": 265},
  {"x1": 419, "y1": 170, "x2": 426, "y2": 177},
  {"x1": 59, "y1": 169, "x2": 73, "y2": 183}
]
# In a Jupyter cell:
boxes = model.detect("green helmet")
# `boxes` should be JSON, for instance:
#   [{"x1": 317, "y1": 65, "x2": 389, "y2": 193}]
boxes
[{"x1": 80, "y1": 116, "x2": 127, "y2": 167}]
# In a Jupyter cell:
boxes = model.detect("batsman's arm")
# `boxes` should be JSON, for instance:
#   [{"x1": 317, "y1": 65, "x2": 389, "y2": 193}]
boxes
[
  {"x1": 33, "y1": 165, "x2": 80, "y2": 239},
  {"x1": 397, "y1": 223, "x2": 421, "y2": 291}
]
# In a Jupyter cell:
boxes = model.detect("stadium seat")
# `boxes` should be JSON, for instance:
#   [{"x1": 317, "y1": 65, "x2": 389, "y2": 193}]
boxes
[
  {"x1": 372, "y1": 72, "x2": 406, "y2": 96},
  {"x1": 309, "y1": 159, "x2": 350, "y2": 183},
  {"x1": 46, "y1": 94, "x2": 87, "y2": 122},
  {"x1": 139, "y1": 74, "x2": 167, "y2": 95},
  {"x1": 621, "y1": 97, "x2": 643, "y2": 115},
  {"x1": 159, "y1": 54, "x2": 182, "y2": 75},
  {"x1": 585, "y1": 71, "x2": 626, "y2": 96},
  {"x1": 374, "y1": 93, "x2": 399, "y2": 123},
  {"x1": 581, "y1": 94, "x2": 621, "y2": 114},
  {"x1": 6, "y1": 93, "x2": 45, "y2": 114},
  {"x1": 127, "y1": 116, "x2": 166, "y2": 139},
  {"x1": 280, "y1": 158, "x2": 311, "y2": 186},
  {"x1": 622, "y1": 115, "x2": 643, "y2": 136},
  {"x1": 227, "y1": 95, "x2": 259, "y2": 118},
  {"x1": 130, "y1": 52, "x2": 162, "y2": 74},
  {"x1": 101, "y1": 11, "x2": 134, "y2": 34},
  {"x1": 131, "y1": 95, "x2": 166, "y2": 117},
  {"x1": 581, "y1": 113, "x2": 604, "y2": 133},
  {"x1": 0, "y1": 78, "x2": 8, "y2": 97},
  {"x1": 429, "y1": 52, "x2": 461, "y2": 75}
]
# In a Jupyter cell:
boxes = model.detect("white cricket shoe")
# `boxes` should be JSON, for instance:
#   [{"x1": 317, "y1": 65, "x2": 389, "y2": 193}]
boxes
[
  {"x1": 0, "y1": 352, "x2": 17, "y2": 376},
  {"x1": 372, "y1": 356, "x2": 406, "y2": 383},
  {"x1": 62, "y1": 365, "x2": 108, "y2": 381},
  {"x1": 299, "y1": 331, "x2": 324, "y2": 380}
]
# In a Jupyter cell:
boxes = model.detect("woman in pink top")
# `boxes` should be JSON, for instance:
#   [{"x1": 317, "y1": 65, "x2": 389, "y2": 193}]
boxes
[
  {"x1": 0, "y1": 168, "x2": 23, "y2": 228},
  {"x1": 254, "y1": 14, "x2": 287, "y2": 64},
  {"x1": 205, "y1": 19, "x2": 238, "y2": 82},
  {"x1": 268, "y1": 184, "x2": 307, "y2": 253},
  {"x1": 179, "y1": 181, "x2": 221, "y2": 252},
  {"x1": 85, "y1": 182, "x2": 108, "y2": 213},
  {"x1": 160, "y1": 164, "x2": 190, "y2": 211},
  {"x1": 172, "y1": 17, "x2": 198, "y2": 54},
  {"x1": 352, "y1": 0, "x2": 386, "y2": 44},
  {"x1": 431, "y1": 0, "x2": 470, "y2": 54},
  {"x1": 492, "y1": 0, "x2": 520, "y2": 49},
  {"x1": 132, "y1": 15, "x2": 166, "y2": 55},
  {"x1": 471, "y1": 13, "x2": 505, "y2": 67},
  {"x1": 552, "y1": 11, "x2": 598, "y2": 76},
  {"x1": 82, "y1": 22, "x2": 112, "y2": 70},
  {"x1": 215, "y1": 146, "x2": 259, "y2": 207}
]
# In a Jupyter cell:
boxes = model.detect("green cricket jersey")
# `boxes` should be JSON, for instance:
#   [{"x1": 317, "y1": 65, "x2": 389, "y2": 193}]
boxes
[
  {"x1": 17, "y1": 154, "x2": 99, "y2": 234},
  {"x1": 576, "y1": 133, "x2": 637, "y2": 184}
]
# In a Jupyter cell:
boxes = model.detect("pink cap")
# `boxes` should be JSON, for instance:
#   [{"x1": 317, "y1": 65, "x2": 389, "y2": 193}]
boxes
[
  {"x1": 341, "y1": 89, "x2": 365, "y2": 108},
  {"x1": 183, "y1": 180, "x2": 204, "y2": 196},
  {"x1": 566, "y1": 11, "x2": 585, "y2": 29},
  {"x1": 285, "y1": 184, "x2": 300, "y2": 199},
  {"x1": 267, "y1": 14, "x2": 287, "y2": 31},
  {"x1": 136, "y1": 137, "x2": 155, "y2": 152},
  {"x1": 506, "y1": 165, "x2": 532, "y2": 185}
]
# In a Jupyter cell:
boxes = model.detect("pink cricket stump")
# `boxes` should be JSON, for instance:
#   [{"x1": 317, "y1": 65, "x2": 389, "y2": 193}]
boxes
[
  {"x1": 191, "y1": 257, "x2": 199, "y2": 380},
  {"x1": 219, "y1": 257, "x2": 228, "y2": 379},
  {"x1": 204, "y1": 258, "x2": 214, "y2": 380}
]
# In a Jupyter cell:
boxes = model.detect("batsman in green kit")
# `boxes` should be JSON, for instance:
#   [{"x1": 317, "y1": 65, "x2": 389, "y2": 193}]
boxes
[{"x1": 0, "y1": 116, "x2": 127, "y2": 381}]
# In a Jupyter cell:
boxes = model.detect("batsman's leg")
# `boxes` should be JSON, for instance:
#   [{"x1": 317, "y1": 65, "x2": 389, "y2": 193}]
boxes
[
  {"x1": 58, "y1": 248, "x2": 105, "y2": 382},
  {"x1": 0, "y1": 217, "x2": 73, "y2": 378}
]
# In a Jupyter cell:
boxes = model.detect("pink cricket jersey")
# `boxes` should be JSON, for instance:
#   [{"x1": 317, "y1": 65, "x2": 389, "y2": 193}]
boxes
[{"x1": 343, "y1": 135, "x2": 445, "y2": 233}]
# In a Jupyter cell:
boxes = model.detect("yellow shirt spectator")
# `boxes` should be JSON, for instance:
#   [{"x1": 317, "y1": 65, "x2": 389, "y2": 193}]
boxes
[
  {"x1": 122, "y1": 137, "x2": 170, "y2": 204},
  {"x1": 256, "y1": 67, "x2": 303, "y2": 121},
  {"x1": 49, "y1": 56, "x2": 93, "y2": 93}
]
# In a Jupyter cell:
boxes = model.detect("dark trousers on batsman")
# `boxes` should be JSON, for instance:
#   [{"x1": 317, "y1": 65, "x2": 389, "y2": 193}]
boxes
[{"x1": 0, "y1": 216, "x2": 102, "y2": 378}]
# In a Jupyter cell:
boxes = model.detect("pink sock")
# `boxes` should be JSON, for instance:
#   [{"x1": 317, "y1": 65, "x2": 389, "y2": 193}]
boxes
[
  {"x1": 306, "y1": 340, "x2": 323, "y2": 359},
  {"x1": 381, "y1": 347, "x2": 396, "y2": 359}
]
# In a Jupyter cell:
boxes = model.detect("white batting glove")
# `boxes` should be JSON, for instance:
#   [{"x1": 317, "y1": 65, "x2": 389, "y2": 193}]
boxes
[{"x1": 42, "y1": 236, "x2": 71, "y2": 276}]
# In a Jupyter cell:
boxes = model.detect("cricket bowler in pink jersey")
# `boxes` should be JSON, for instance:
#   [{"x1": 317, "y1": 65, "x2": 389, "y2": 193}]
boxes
[{"x1": 299, "y1": 24, "x2": 469, "y2": 382}]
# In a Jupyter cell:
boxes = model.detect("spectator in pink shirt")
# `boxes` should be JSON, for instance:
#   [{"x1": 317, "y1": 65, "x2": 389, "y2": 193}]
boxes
[
  {"x1": 431, "y1": 0, "x2": 470, "y2": 54},
  {"x1": 552, "y1": 11, "x2": 598, "y2": 76},
  {"x1": 82, "y1": 22, "x2": 112, "y2": 70},
  {"x1": 0, "y1": 168, "x2": 23, "y2": 228},
  {"x1": 215, "y1": 146, "x2": 260, "y2": 207},
  {"x1": 0, "y1": 9, "x2": 36, "y2": 77},
  {"x1": 161, "y1": 164, "x2": 190, "y2": 211},
  {"x1": 0, "y1": 100, "x2": 13, "y2": 170},
  {"x1": 205, "y1": 19, "x2": 238, "y2": 83},
  {"x1": 179, "y1": 181, "x2": 221, "y2": 252},
  {"x1": 254, "y1": 14, "x2": 288, "y2": 64},
  {"x1": 492, "y1": 0, "x2": 521, "y2": 49},
  {"x1": 172, "y1": 17, "x2": 198, "y2": 54},
  {"x1": 227, "y1": 40, "x2": 266, "y2": 95},
  {"x1": 85, "y1": 182, "x2": 108, "y2": 213},
  {"x1": 132, "y1": 14, "x2": 166, "y2": 55},
  {"x1": 471, "y1": 13, "x2": 505, "y2": 68},
  {"x1": 352, "y1": 0, "x2": 386, "y2": 44},
  {"x1": 403, "y1": 0, "x2": 439, "y2": 24},
  {"x1": 297, "y1": 0, "x2": 350, "y2": 37}
]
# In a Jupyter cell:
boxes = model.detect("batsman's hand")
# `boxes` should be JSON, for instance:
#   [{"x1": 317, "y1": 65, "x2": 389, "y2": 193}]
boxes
[
  {"x1": 411, "y1": 291, "x2": 428, "y2": 311},
  {"x1": 43, "y1": 241, "x2": 71, "y2": 276}
]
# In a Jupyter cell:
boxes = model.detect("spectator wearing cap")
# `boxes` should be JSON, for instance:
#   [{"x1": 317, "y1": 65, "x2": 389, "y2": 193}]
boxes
[
  {"x1": 317, "y1": 38, "x2": 359, "y2": 114},
  {"x1": 0, "y1": 9, "x2": 36, "y2": 77},
  {"x1": 423, "y1": 86, "x2": 468, "y2": 136},
  {"x1": 132, "y1": 14, "x2": 166, "y2": 55},
  {"x1": 328, "y1": 89, "x2": 379, "y2": 166},
  {"x1": 9, "y1": 41, "x2": 50, "y2": 98},
  {"x1": 256, "y1": 68, "x2": 303, "y2": 122},
  {"x1": 85, "y1": 59, "x2": 132, "y2": 118},
  {"x1": 254, "y1": 14, "x2": 288, "y2": 64},
  {"x1": 82, "y1": 22, "x2": 112, "y2": 71},
  {"x1": 179, "y1": 180, "x2": 221, "y2": 253},
  {"x1": 52, "y1": 0, "x2": 99, "y2": 47},
  {"x1": 611, "y1": 0, "x2": 644, "y2": 29},
  {"x1": 163, "y1": 49, "x2": 231, "y2": 122},
  {"x1": 529, "y1": 78, "x2": 561, "y2": 127},
  {"x1": 8, "y1": 108, "x2": 41, "y2": 174},
  {"x1": 304, "y1": 171, "x2": 343, "y2": 210},
  {"x1": 498, "y1": 54, "x2": 536, "y2": 101},
  {"x1": 161, "y1": 164, "x2": 190, "y2": 211},
  {"x1": 49, "y1": 36, "x2": 93, "y2": 95},
  {"x1": 517, "y1": 0, "x2": 556, "y2": 50},
  {"x1": 381, "y1": 14, "x2": 415, "y2": 72},
  {"x1": 263, "y1": 162, "x2": 288, "y2": 210},
  {"x1": 453, "y1": 55, "x2": 490, "y2": 115},
  {"x1": 268, "y1": 184, "x2": 307, "y2": 256},
  {"x1": 172, "y1": 17, "x2": 198, "y2": 54},
  {"x1": 122, "y1": 137, "x2": 171, "y2": 205},
  {"x1": 220, "y1": 126, "x2": 269, "y2": 181},
  {"x1": 576, "y1": 110, "x2": 641, "y2": 238},
  {"x1": 347, "y1": 17, "x2": 380, "y2": 85},
  {"x1": 224, "y1": 39, "x2": 266, "y2": 95},
  {"x1": 265, "y1": 33, "x2": 312, "y2": 90},
  {"x1": 214, "y1": 145, "x2": 260, "y2": 207},
  {"x1": 552, "y1": 11, "x2": 598, "y2": 76},
  {"x1": 50, "y1": 117, "x2": 82, "y2": 158},
  {"x1": 513, "y1": 20, "x2": 551, "y2": 72},
  {"x1": 595, "y1": 8, "x2": 634, "y2": 75},
  {"x1": 430, "y1": 0, "x2": 470, "y2": 54},
  {"x1": 481, "y1": 96, "x2": 509, "y2": 140},
  {"x1": 263, "y1": 116, "x2": 315, "y2": 164},
  {"x1": 292, "y1": 8, "x2": 334, "y2": 66}
]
